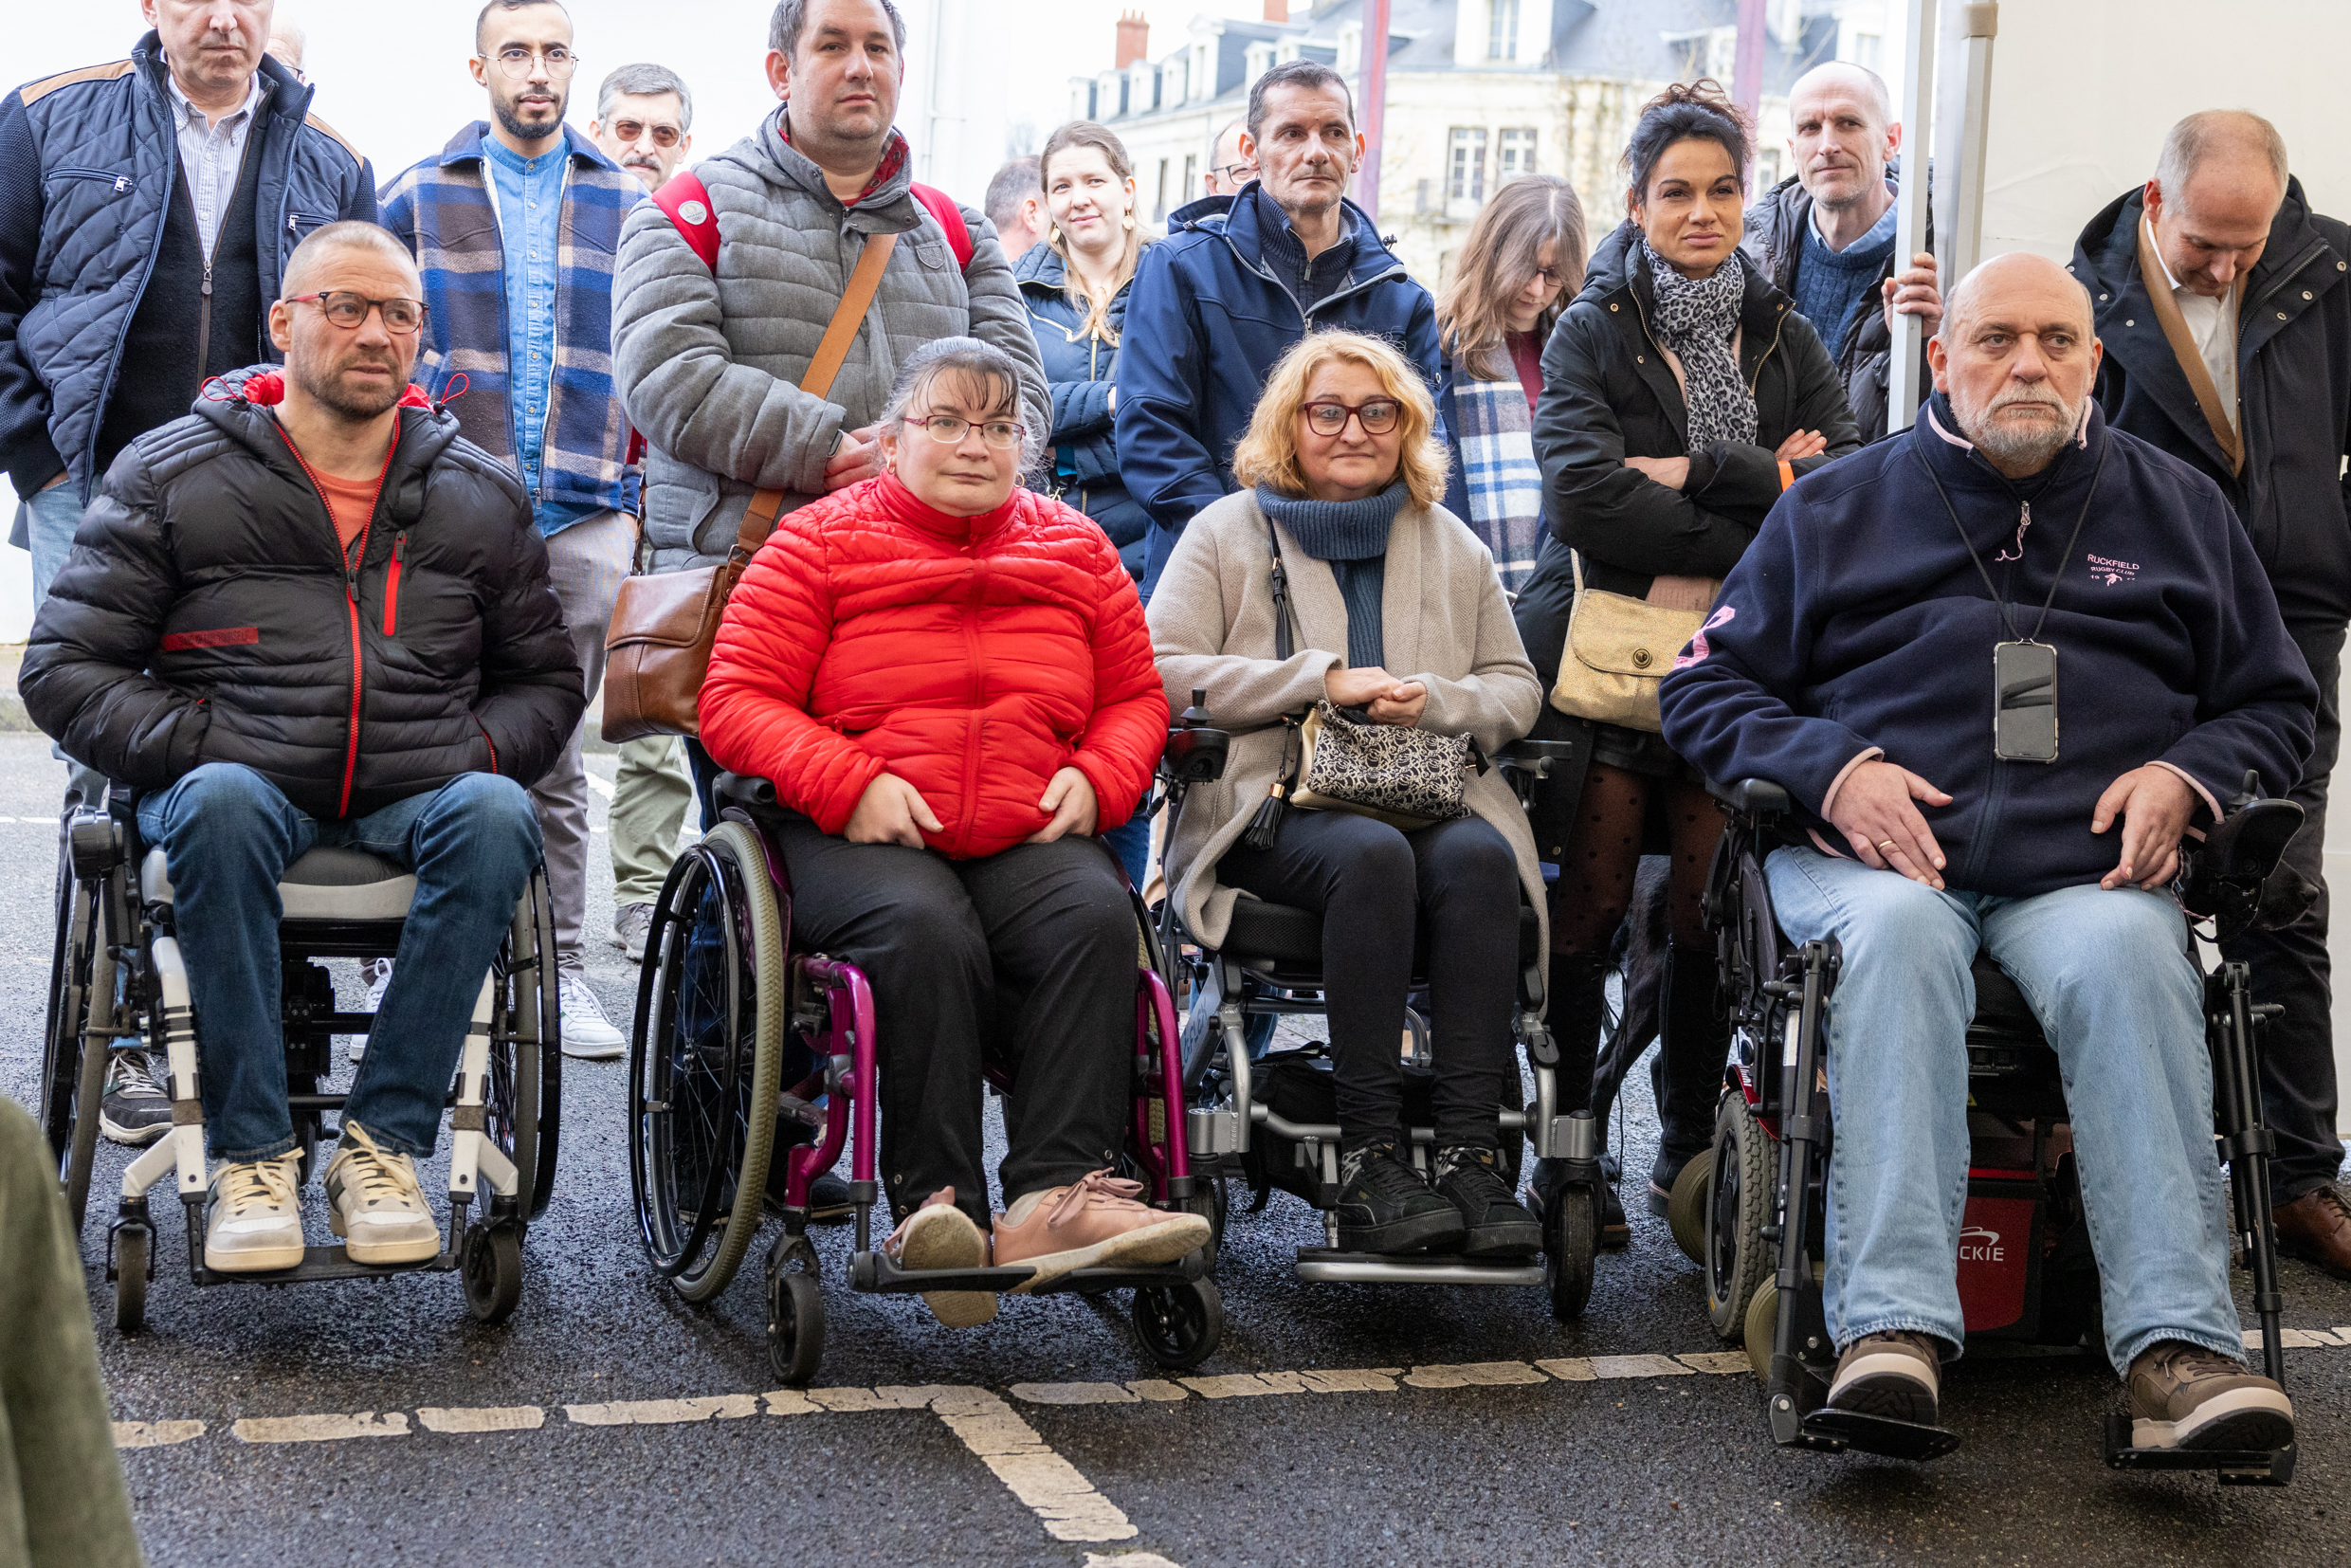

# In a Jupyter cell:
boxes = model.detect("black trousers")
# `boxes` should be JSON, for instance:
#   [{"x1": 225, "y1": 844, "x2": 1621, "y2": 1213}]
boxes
[
  {"x1": 2227, "y1": 622, "x2": 2346, "y2": 1201},
  {"x1": 1219, "y1": 810, "x2": 1521, "y2": 1147},
  {"x1": 772, "y1": 814, "x2": 1139, "y2": 1227}
]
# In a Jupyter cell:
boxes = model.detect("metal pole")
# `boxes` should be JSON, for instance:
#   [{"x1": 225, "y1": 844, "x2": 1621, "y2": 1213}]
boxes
[
  {"x1": 1356, "y1": 0, "x2": 1391, "y2": 223},
  {"x1": 1731, "y1": 0, "x2": 1768, "y2": 164},
  {"x1": 1887, "y1": 0, "x2": 1938, "y2": 433},
  {"x1": 1948, "y1": 3, "x2": 1999, "y2": 278}
]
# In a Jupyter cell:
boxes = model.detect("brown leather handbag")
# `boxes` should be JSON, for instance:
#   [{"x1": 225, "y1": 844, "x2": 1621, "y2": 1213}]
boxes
[{"x1": 600, "y1": 232, "x2": 899, "y2": 741}]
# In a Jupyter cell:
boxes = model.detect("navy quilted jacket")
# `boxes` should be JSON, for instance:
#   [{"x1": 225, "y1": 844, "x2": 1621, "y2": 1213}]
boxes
[{"x1": 0, "y1": 36, "x2": 376, "y2": 501}]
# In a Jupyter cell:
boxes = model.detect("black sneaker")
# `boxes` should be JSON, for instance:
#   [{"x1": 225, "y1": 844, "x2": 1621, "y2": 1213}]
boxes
[
  {"x1": 1433, "y1": 1146, "x2": 1540, "y2": 1259},
  {"x1": 100, "y1": 1048, "x2": 173, "y2": 1146},
  {"x1": 808, "y1": 1169, "x2": 854, "y2": 1225},
  {"x1": 1333, "y1": 1140, "x2": 1466, "y2": 1254}
]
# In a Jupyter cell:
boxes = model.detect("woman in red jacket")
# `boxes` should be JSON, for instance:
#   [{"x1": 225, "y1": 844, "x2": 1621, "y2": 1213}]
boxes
[{"x1": 701, "y1": 337, "x2": 1202, "y2": 1328}]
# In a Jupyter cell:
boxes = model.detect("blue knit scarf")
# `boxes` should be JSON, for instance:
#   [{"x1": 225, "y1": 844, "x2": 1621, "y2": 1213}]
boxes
[{"x1": 1256, "y1": 481, "x2": 1408, "y2": 670}]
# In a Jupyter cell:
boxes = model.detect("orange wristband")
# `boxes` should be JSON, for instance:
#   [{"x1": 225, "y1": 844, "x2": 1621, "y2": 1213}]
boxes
[{"x1": 1777, "y1": 459, "x2": 1796, "y2": 492}]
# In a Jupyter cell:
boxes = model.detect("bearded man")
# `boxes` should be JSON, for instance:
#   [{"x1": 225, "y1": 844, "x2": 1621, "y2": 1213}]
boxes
[
  {"x1": 21, "y1": 221, "x2": 582, "y2": 1272},
  {"x1": 1659, "y1": 252, "x2": 2313, "y2": 1452}
]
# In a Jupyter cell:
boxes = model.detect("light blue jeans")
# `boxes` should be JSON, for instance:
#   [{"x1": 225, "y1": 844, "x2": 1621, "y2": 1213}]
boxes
[
  {"x1": 1764, "y1": 846, "x2": 2239, "y2": 1375},
  {"x1": 22, "y1": 479, "x2": 81, "y2": 606}
]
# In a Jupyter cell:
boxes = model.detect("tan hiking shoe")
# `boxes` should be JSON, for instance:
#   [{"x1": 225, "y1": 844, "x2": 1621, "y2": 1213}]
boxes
[
  {"x1": 992, "y1": 1170, "x2": 1210, "y2": 1293},
  {"x1": 2126, "y1": 1340, "x2": 2294, "y2": 1451},
  {"x1": 1826, "y1": 1331, "x2": 1941, "y2": 1426},
  {"x1": 884, "y1": 1188, "x2": 997, "y2": 1328}
]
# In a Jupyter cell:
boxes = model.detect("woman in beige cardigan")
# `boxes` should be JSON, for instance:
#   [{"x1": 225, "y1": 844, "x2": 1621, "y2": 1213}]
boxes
[{"x1": 1148, "y1": 330, "x2": 1547, "y2": 1259}]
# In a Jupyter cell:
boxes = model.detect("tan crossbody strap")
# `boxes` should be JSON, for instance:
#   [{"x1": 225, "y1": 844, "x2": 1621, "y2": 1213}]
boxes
[
  {"x1": 732, "y1": 229, "x2": 901, "y2": 556},
  {"x1": 2135, "y1": 216, "x2": 2245, "y2": 477}
]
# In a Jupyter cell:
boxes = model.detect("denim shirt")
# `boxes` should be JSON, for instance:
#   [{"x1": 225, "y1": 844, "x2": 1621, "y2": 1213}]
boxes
[{"x1": 483, "y1": 136, "x2": 596, "y2": 537}]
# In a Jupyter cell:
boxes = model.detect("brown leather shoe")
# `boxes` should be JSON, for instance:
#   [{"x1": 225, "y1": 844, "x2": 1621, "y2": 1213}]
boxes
[{"x1": 2274, "y1": 1183, "x2": 2351, "y2": 1281}]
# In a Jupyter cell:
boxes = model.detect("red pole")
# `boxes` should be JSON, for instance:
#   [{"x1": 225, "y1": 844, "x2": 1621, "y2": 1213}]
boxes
[
  {"x1": 1356, "y1": 0, "x2": 1390, "y2": 223},
  {"x1": 1732, "y1": 0, "x2": 1767, "y2": 179}
]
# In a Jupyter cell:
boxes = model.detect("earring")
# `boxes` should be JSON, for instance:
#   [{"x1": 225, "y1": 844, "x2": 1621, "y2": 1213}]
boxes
[
  {"x1": 1048, "y1": 225, "x2": 1063, "y2": 245},
  {"x1": 1122, "y1": 210, "x2": 1135, "y2": 231}
]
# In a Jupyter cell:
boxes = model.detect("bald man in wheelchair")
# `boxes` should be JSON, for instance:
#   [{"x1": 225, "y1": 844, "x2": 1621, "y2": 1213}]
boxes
[{"x1": 1660, "y1": 253, "x2": 2316, "y2": 1452}]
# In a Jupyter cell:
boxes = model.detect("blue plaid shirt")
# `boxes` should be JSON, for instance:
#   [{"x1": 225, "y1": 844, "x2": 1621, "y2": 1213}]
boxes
[{"x1": 483, "y1": 136, "x2": 596, "y2": 536}]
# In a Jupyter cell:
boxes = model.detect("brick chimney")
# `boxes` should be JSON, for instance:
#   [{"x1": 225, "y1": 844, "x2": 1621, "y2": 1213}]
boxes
[
  {"x1": 1115, "y1": 10, "x2": 1150, "y2": 70},
  {"x1": 1263, "y1": 0, "x2": 1288, "y2": 19}
]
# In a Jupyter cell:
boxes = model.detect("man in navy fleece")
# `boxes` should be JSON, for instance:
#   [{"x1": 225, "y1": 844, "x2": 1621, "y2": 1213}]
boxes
[{"x1": 1660, "y1": 253, "x2": 2314, "y2": 1454}]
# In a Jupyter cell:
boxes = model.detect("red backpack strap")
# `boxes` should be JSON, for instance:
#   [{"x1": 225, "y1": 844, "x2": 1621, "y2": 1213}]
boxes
[
  {"x1": 650, "y1": 170, "x2": 721, "y2": 270},
  {"x1": 909, "y1": 182, "x2": 974, "y2": 272}
]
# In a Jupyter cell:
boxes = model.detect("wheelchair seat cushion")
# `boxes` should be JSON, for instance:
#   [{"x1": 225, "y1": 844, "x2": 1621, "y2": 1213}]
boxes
[
  {"x1": 1968, "y1": 951, "x2": 2049, "y2": 1048},
  {"x1": 140, "y1": 846, "x2": 418, "y2": 921}
]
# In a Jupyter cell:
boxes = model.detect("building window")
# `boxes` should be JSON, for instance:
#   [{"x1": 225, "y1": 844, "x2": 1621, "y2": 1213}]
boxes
[
  {"x1": 1156, "y1": 158, "x2": 1171, "y2": 223},
  {"x1": 1756, "y1": 149, "x2": 1783, "y2": 188},
  {"x1": 1182, "y1": 154, "x2": 1198, "y2": 204},
  {"x1": 1851, "y1": 31, "x2": 1883, "y2": 71},
  {"x1": 1497, "y1": 127, "x2": 1537, "y2": 180},
  {"x1": 1487, "y1": 0, "x2": 1520, "y2": 62},
  {"x1": 1448, "y1": 127, "x2": 1487, "y2": 205}
]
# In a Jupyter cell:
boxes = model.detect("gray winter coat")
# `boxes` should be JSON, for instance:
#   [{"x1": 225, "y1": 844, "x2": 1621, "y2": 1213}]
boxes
[{"x1": 613, "y1": 111, "x2": 1049, "y2": 572}]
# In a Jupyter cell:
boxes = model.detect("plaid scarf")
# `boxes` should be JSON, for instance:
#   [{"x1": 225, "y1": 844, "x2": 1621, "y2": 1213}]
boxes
[
  {"x1": 1450, "y1": 378, "x2": 1543, "y2": 591},
  {"x1": 1643, "y1": 239, "x2": 1757, "y2": 449}
]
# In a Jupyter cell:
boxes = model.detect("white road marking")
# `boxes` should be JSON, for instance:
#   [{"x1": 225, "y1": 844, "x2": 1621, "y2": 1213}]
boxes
[
  {"x1": 232, "y1": 1412, "x2": 410, "y2": 1443},
  {"x1": 418, "y1": 1406, "x2": 544, "y2": 1433},
  {"x1": 1402, "y1": 1361, "x2": 1548, "y2": 1388},
  {"x1": 583, "y1": 773, "x2": 614, "y2": 800},
  {"x1": 930, "y1": 1385, "x2": 1138, "y2": 1543},
  {"x1": 111, "y1": 1420, "x2": 203, "y2": 1449},
  {"x1": 1085, "y1": 1557, "x2": 1184, "y2": 1568},
  {"x1": 563, "y1": 1395, "x2": 757, "y2": 1426}
]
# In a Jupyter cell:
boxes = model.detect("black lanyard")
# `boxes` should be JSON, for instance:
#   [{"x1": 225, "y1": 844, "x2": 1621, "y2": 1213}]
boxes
[{"x1": 1909, "y1": 430, "x2": 2107, "y2": 645}]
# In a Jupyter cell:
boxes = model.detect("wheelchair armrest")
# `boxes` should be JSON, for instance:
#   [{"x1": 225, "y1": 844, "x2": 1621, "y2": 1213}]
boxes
[
  {"x1": 713, "y1": 772, "x2": 779, "y2": 811},
  {"x1": 2196, "y1": 796, "x2": 2303, "y2": 884},
  {"x1": 1705, "y1": 777, "x2": 1792, "y2": 821},
  {"x1": 1495, "y1": 739, "x2": 1579, "y2": 773},
  {"x1": 2179, "y1": 795, "x2": 2307, "y2": 937},
  {"x1": 1162, "y1": 725, "x2": 1230, "y2": 785}
]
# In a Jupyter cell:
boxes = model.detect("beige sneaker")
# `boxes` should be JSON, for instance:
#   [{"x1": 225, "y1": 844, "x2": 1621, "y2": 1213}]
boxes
[
  {"x1": 323, "y1": 1126, "x2": 441, "y2": 1265},
  {"x1": 992, "y1": 1170, "x2": 1210, "y2": 1292},
  {"x1": 2127, "y1": 1340, "x2": 2294, "y2": 1451},
  {"x1": 884, "y1": 1187, "x2": 997, "y2": 1328},
  {"x1": 204, "y1": 1152, "x2": 307, "y2": 1272}
]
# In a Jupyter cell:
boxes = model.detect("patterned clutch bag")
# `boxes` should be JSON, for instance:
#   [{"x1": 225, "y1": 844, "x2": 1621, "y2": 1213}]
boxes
[{"x1": 1291, "y1": 701, "x2": 1477, "y2": 830}]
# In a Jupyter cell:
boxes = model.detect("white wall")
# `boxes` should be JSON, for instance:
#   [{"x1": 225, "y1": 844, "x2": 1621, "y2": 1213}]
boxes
[{"x1": 1977, "y1": 0, "x2": 2351, "y2": 1129}]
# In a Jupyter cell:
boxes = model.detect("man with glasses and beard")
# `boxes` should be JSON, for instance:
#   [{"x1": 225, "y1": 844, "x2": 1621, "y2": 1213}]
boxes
[
  {"x1": 21, "y1": 221, "x2": 581, "y2": 1275},
  {"x1": 380, "y1": 0, "x2": 642, "y2": 1060},
  {"x1": 1659, "y1": 252, "x2": 2312, "y2": 1450}
]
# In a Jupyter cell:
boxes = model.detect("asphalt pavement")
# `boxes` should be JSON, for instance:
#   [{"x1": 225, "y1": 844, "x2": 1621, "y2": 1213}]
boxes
[{"x1": 2, "y1": 733, "x2": 2347, "y2": 1566}]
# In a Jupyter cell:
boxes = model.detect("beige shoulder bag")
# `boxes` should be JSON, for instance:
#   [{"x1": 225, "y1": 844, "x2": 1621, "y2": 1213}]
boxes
[{"x1": 1547, "y1": 552, "x2": 1713, "y2": 733}]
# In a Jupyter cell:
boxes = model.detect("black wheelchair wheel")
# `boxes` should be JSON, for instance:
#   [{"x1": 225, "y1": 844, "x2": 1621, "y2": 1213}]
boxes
[
  {"x1": 629, "y1": 823, "x2": 785, "y2": 1304},
  {"x1": 462, "y1": 1220, "x2": 524, "y2": 1323},
  {"x1": 113, "y1": 1222, "x2": 149, "y2": 1335},
  {"x1": 43, "y1": 849, "x2": 100, "y2": 1234},
  {"x1": 1132, "y1": 1277, "x2": 1223, "y2": 1370},
  {"x1": 767, "y1": 1267, "x2": 826, "y2": 1386},
  {"x1": 1704, "y1": 1093, "x2": 1773, "y2": 1341},
  {"x1": 491, "y1": 873, "x2": 560, "y2": 1221},
  {"x1": 1544, "y1": 1180, "x2": 1597, "y2": 1320}
]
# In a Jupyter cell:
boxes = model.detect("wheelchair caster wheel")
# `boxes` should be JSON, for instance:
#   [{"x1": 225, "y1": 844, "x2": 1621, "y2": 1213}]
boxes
[
  {"x1": 767, "y1": 1269, "x2": 825, "y2": 1386},
  {"x1": 113, "y1": 1223, "x2": 150, "y2": 1334},
  {"x1": 461, "y1": 1222, "x2": 523, "y2": 1323},
  {"x1": 1543, "y1": 1182, "x2": 1596, "y2": 1320},
  {"x1": 1132, "y1": 1277, "x2": 1222, "y2": 1371},
  {"x1": 1667, "y1": 1148, "x2": 1712, "y2": 1266},
  {"x1": 1743, "y1": 1277, "x2": 1777, "y2": 1379},
  {"x1": 1179, "y1": 1180, "x2": 1227, "y2": 1270}
]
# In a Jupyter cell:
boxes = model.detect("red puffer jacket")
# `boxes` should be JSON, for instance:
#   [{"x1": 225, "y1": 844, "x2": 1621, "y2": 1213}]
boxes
[{"x1": 701, "y1": 473, "x2": 1167, "y2": 859}]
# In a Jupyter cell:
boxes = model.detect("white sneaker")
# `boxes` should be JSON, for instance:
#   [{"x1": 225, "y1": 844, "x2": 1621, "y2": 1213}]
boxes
[
  {"x1": 324, "y1": 1126, "x2": 441, "y2": 1265},
  {"x1": 205, "y1": 1152, "x2": 307, "y2": 1272},
  {"x1": 558, "y1": 972, "x2": 625, "y2": 1060},
  {"x1": 348, "y1": 957, "x2": 394, "y2": 1063}
]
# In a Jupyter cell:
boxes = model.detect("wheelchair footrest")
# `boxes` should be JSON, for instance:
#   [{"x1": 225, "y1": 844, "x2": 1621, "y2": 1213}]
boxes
[
  {"x1": 1799, "y1": 1407, "x2": 1963, "y2": 1462},
  {"x1": 2101, "y1": 1415, "x2": 2296, "y2": 1485},
  {"x1": 191, "y1": 1243, "x2": 458, "y2": 1287},
  {"x1": 853, "y1": 1249, "x2": 1207, "y2": 1296},
  {"x1": 1292, "y1": 1249, "x2": 1546, "y2": 1286}
]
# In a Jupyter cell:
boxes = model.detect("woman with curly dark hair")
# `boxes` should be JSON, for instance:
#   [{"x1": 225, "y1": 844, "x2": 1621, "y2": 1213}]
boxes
[{"x1": 1517, "y1": 81, "x2": 1862, "y2": 1236}]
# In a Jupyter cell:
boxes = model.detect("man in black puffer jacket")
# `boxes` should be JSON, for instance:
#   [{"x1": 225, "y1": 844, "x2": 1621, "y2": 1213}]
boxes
[{"x1": 22, "y1": 222, "x2": 582, "y2": 1276}]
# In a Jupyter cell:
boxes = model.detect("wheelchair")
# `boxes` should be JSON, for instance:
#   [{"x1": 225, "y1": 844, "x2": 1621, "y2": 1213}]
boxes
[
  {"x1": 1157, "y1": 691, "x2": 1606, "y2": 1315},
  {"x1": 37, "y1": 786, "x2": 561, "y2": 1333},
  {"x1": 626, "y1": 773, "x2": 1223, "y2": 1386},
  {"x1": 1688, "y1": 772, "x2": 2304, "y2": 1483}
]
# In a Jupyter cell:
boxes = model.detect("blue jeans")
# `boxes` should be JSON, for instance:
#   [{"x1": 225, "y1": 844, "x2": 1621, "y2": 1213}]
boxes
[
  {"x1": 1764, "y1": 847, "x2": 2239, "y2": 1375},
  {"x1": 22, "y1": 480, "x2": 80, "y2": 607},
  {"x1": 137, "y1": 764, "x2": 542, "y2": 1162},
  {"x1": 1103, "y1": 811, "x2": 1151, "y2": 890}
]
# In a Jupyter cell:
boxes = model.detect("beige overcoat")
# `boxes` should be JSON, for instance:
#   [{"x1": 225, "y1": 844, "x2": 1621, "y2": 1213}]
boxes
[{"x1": 1147, "y1": 488, "x2": 1548, "y2": 964}]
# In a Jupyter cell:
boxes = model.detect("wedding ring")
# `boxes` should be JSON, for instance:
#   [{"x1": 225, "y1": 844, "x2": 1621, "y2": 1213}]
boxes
[{"x1": 1877, "y1": 840, "x2": 1899, "y2": 853}]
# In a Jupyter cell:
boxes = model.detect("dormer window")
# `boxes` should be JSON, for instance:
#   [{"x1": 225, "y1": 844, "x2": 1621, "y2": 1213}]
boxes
[{"x1": 1487, "y1": 0, "x2": 1520, "y2": 62}]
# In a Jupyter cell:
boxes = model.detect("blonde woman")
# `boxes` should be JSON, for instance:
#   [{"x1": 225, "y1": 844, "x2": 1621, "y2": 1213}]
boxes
[
  {"x1": 1149, "y1": 330, "x2": 1546, "y2": 1258},
  {"x1": 1435, "y1": 173, "x2": 1589, "y2": 593}
]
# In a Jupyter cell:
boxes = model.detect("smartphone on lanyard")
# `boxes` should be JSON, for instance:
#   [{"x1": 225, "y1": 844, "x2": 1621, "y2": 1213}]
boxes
[{"x1": 1993, "y1": 641, "x2": 2058, "y2": 762}]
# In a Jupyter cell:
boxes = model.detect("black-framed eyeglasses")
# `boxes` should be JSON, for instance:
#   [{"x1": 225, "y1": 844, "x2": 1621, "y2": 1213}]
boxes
[
  {"x1": 1215, "y1": 162, "x2": 1255, "y2": 184},
  {"x1": 609, "y1": 118, "x2": 683, "y2": 148},
  {"x1": 288, "y1": 291, "x2": 428, "y2": 335},
  {"x1": 908, "y1": 413, "x2": 1027, "y2": 450},
  {"x1": 1301, "y1": 399, "x2": 1401, "y2": 436},
  {"x1": 489, "y1": 45, "x2": 578, "y2": 79},
  {"x1": 1530, "y1": 266, "x2": 1564, "y2": 290}
]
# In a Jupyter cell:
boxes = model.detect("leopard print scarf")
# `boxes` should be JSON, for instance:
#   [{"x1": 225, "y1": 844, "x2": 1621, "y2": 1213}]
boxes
[{"x1": 1641, "y1": 238, "x2": 1758, "y2": 450}]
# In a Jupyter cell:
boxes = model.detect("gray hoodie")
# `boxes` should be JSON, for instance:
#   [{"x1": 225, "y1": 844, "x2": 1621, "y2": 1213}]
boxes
[{"x1": 613, "y1": 110, "x2": 1049, "y2": 571}]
